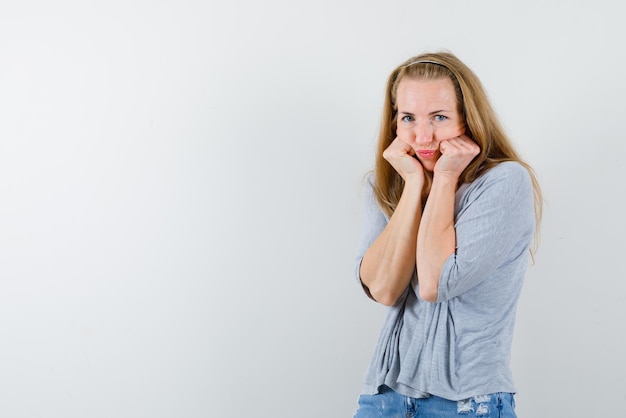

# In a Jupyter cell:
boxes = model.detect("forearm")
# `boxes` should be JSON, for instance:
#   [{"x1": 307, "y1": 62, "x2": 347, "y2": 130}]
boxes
[
  {"x1": 416, "y1": 174, "x2": 457, "y2": 302},
  {"x1": 360, "y1": 178, "x2": 423, "y2": 306}
]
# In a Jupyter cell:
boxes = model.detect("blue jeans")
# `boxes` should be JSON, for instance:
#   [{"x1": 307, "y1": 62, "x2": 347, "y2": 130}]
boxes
[{"x1": 354, "y1": 385, "x2": 516, "y2": 417}]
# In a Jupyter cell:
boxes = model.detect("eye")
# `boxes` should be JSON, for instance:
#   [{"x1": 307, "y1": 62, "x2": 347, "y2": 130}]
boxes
[
  {"x1": 433, "y1": 115, "x2": 448, "y2": 122},
  {"x1": 401, "y1": 115, "x2": 414, "y2": 123}
]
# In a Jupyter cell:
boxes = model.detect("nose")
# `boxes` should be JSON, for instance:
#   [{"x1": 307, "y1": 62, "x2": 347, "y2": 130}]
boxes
[{"x1": 414, "y1": 120, "x2": 433, "y2": 146}]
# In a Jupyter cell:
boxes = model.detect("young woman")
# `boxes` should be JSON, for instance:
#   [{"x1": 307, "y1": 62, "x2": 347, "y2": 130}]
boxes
[{"x1": 353, "y1": 51, "x2": 542, "y2": 417}]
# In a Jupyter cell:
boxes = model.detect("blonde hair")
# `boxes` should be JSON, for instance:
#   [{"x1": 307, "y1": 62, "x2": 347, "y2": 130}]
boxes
[{"x1": 372, "y1": 51, "x2": 542, "y2": 251}]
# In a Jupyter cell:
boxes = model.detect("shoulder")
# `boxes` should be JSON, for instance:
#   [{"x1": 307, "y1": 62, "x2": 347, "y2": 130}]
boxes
[
  {"x1": 470, "y1": 161, "x2": 532, "y2": 192},
  {"x1": 360, "y1": 172, "x2": 376, "y2": 200},
  {"x1": 457, "y1": 161, "x2": 533, "y2": 210},
  {"x1": 482, "y1": 161, "x2": 530, "y2": 182},
  {"x1": 455, "y1": 162, "x2": 535, "y2": 230},
  {"x1": 364, "y1": 171, "x2": 375, "y2": 189},
  {"x1": 360, "y1": 171, "x2": 388, "y2": 218}
]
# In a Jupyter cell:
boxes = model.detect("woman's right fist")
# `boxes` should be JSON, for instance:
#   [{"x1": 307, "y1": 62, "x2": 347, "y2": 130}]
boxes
[{"x1": 383, "y1": 137, "x2": 425, "y2": 183}]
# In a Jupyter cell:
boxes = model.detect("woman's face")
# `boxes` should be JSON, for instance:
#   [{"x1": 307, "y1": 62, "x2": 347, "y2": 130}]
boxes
[{"x1": 395, "y1": 77, "x2": 465, "y2": 172}]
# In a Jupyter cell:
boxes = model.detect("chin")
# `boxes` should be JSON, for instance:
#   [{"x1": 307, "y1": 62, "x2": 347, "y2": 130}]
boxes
[{"x1": 420, "y1": 162, "x2": 436, "y2": 173}]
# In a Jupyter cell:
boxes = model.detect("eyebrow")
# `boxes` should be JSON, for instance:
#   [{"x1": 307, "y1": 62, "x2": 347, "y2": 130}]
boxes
[{"x1": 399, "y1": 109, "x2": 452, "y2": 116}]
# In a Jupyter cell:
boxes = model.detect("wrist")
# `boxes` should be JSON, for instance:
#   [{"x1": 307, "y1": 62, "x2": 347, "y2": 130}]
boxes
[
  {"x1": 404, "y1": 173, "x2": 425, "y2": 189},
  {"x1": 432, "y1": 172, "x2": 458, "y2": 189}
]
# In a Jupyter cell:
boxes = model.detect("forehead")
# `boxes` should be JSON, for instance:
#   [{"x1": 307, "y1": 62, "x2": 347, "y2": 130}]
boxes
[{"x1": 396, "y1": 77, "x2": 457, "y2": 109}]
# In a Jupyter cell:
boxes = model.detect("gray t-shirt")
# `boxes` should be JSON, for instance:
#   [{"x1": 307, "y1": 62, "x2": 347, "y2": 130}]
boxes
[{"x1": 355, "y1": 161, "x2": 535, "y2": 400}]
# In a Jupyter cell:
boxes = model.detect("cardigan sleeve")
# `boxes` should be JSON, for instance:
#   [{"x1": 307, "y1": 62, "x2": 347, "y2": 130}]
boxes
[{"x1": 436, "y1": 162, "x2": 535, "y2": 302}]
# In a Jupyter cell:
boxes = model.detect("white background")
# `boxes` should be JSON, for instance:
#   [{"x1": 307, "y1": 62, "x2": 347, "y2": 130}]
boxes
[{"x1": 1, "y1": 1, "x2": 624, "y2": 417}]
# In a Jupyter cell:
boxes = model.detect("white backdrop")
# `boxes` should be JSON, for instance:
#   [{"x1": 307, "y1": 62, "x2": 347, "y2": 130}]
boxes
[{"x1": 1, "y1": 1, "x2": 624, "y2": 417}]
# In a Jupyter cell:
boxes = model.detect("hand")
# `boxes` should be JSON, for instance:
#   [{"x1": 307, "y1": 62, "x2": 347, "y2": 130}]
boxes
[
  {"x1": 434, "y1": 135, "x2": 480, "y2": 179},
  {"x1": 383, "y1": 137, "x2": 425, "y2": 183}
]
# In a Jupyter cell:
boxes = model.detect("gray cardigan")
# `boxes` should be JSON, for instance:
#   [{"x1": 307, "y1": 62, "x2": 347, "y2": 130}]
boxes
[{"x1": 355, "y1": 161, "x2": 535, "y2": 400}]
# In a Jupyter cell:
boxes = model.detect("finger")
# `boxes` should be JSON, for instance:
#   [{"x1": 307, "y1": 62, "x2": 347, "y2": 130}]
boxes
[
  {"x1": 439, "y1": 140, "x2": 463, "y2": 154},
  {"x1": 392, "y1": 138, "x2": 415, "y2": 155},
  {"x1": 442, "y1": 137, "x2": 478, "y2": 154}
]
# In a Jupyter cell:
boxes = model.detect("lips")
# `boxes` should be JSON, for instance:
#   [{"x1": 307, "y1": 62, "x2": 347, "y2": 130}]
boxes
[{"x1": 417, "y1": 150, "x2": 437, "y2": 159}]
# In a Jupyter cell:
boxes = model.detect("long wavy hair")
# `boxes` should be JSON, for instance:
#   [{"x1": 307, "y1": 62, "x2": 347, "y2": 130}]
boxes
[{"x1": 372, "y1": 51, "x2": 542, "y2": 250}]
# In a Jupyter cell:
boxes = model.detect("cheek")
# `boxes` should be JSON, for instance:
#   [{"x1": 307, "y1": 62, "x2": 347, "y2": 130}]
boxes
[
  {"x1": 434, "y1": 124, "x2": 465, "y2": 141},
  {"x1": 455, "y1": 120, "x2": 466, "y2": 135},
  {"x1": 396, "y1": 124, "x2": 412, "y2": 139},
  {"x1": 397, "y1": 136, "x2": 413, "y2": 148}
]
